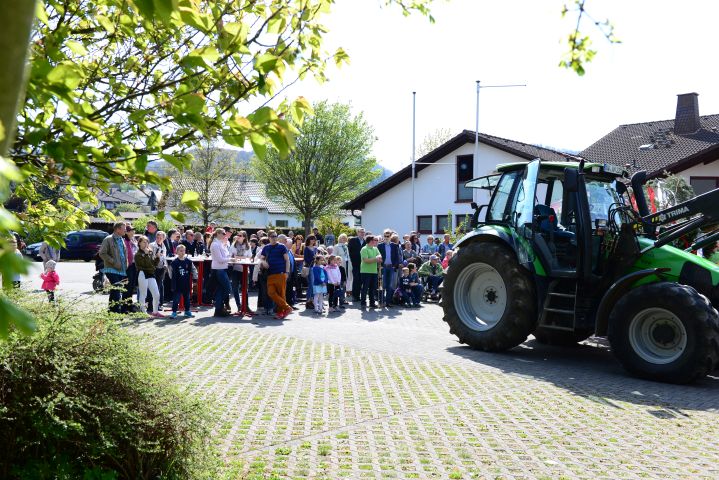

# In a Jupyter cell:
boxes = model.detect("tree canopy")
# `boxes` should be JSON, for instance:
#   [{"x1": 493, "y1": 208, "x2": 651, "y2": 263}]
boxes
[
  {"x1": 417, "y1": 127, "x2": 453, "y2": 158},
  {"x1": 168, "y1": 139, "x2": 247, "y2": 226},
  {"x1": 0, "y1": 0, "x2": 433, "y2": 335},
  {"x1": 251, "y1": 100, "x2": 377, "y2": 234}
]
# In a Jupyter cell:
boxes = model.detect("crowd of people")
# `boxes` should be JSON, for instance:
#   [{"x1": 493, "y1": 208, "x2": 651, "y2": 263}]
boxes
[{"x1": 17, "y1": 220, "x2": 456, "y2": 319}]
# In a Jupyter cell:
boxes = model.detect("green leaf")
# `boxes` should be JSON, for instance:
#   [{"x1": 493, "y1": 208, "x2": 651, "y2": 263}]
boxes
[
  {"x1": 65, "y1": 40, "x2": 88, "y2": 56},
  {"x1": 255, "y1": 53, "x2": 278, "y2": 74},
  {"x1": 161, "y1": 153, "x2": 187, "y2": 171},
  {"x1": 291, "y1": 97, "x2": 313, "y2": 124},
  {"x1": 181, "y1": 190, "x2": 201, "y2": 211},
  {"x1": 47, "y1": 64, "x2": 84, "y2": 90},
  {"x1": 78, "y1": 118, "x2": 101, "y2": 135},
  {"x1": 0, "y1": 156, "x2": 23, "y2": 182},
  {"x1": 249, "y1": 132, "x2": 267, "y2": 160},
  {"x1": 250, "y1": 106, "x2": 277, "y2": 126},
  {"x1": 0, "y1": 208, "x2": 20, "y2": 230},
  {"x1": 147, "y1": 131, "x2": 163, "y2": 149},
  {"x1": 0, "y1": 298, "x2": 36, "y2": 339},
  {"x1": 267, "y1": 16, "x2": 285, "y2": 34},
  {"x1": 170, "y1": 211, "x2": 186, "y2": 223},
  {"x1": 98, "y1": 208, "x2": 116, "y2": 221},
  {"x1": 154, "y1": 0, "x2": 179, "y2": 22},
  {"x1": 334, "y1": 47, "x2": 350, "y2": 67},
  {"x1": 96, "y1": 15, "x2": 116, "y2": 34},
  {"x1": 182, "y1": 93, "x2": 205, "y2": 114},
  {"x1": 35, "y1": 2, "x2": 49, "y2": 25}
]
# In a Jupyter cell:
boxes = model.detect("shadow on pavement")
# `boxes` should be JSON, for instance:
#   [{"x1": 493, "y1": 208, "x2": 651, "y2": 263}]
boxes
[{"x1": 446, "y1": 338, "x2": 719, "y2": 413}]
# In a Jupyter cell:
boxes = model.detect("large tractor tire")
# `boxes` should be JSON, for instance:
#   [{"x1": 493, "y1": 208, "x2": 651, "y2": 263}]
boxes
[
  {"x1": 443, "y1": 242, "x2": 536, "y2": 351},
  {"x1": 533, "y1": 327, "x2": 593, "y2": 346},
  {"x1": 608, "y1": 282, "x2": 719, "y2": 384}
]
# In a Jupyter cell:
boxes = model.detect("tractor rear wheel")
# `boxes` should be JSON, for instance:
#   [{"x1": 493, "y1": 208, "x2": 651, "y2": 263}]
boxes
[
  {"x1": 608, "y1": 282, "x2": 719, "y2": 384},
  {"x1": 533, "y1": 327, "x2": 593, "y2": 346},
  {"x1": 443, "y1": 242, "x2": 536, "y2": 351}
]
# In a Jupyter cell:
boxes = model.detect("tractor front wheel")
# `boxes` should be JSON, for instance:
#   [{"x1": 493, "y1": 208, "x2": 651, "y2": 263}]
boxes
[
  {"x1": 608, "y1": 282, "x2": 719, "y2": 384},
  {"x1": 443, "y1": 242, "x2": 536, "y2": 351}
]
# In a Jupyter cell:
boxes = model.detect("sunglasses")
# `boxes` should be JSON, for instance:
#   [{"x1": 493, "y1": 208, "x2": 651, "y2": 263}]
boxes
[{"x1": 269, "y1": 235, "x2": 278, "y2": 238}]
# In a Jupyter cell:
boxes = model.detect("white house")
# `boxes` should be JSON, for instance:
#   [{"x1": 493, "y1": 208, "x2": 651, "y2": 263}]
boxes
[
  {"x1": 344, "y1": 130, "x2": 576, "y2": 236},
  {"x1": 582, "y1": 92, "x2": 719, "y2": 194},
  {"x1": 97, "y1": 187, "x2": 161, "y2": 212}
]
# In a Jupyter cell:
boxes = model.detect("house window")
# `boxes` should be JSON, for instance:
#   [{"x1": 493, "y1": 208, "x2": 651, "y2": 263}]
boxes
[
  {"x1": 456, "y1": 154, "x2": 474, "y2": 202},
  {"x1": 455, "y1": 214, "x2": 471, "y2": 229},
  {"x1": 275, "y1": 219, "x2": 289, "y2": 228},
  {"x1": 105, "y1": 202, "x2": 115, "y2": 210},
  {"x1": 435, "y1": 215, "x2": 450, "y2": 233},
  {"x1": 690, "y1": 177, "x2": 719, "y2": 195},
  {"x1": 417, "y1": 216, "x2": 432, "y2": 234}
]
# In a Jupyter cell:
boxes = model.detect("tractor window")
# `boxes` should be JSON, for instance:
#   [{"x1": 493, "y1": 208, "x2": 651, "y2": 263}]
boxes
[
  {"x1": 513, "y1": 160, "x2": 541, "y2": 233},
  {"x1": 586, "y1": 179, "x2": 623, "y2": 221},
  {"x1": 487, "y1": 171, "x2": 521, "y2": 223},
  {"x1": 549, "y1": 179, "x2": 564, "y2": 224}
]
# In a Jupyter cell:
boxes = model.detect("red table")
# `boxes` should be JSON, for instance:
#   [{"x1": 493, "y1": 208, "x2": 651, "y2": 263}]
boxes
[
  {"x1": 229, "y1": 258, "x2": 258, "y2": 317},
  {"x1": 191, "y1": 256, "x2": 213, "y2": 306}
]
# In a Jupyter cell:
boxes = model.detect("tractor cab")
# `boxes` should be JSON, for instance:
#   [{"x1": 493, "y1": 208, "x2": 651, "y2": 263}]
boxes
[{"x1": 475, "y1": 159, "x2": 626, "y2": 280}]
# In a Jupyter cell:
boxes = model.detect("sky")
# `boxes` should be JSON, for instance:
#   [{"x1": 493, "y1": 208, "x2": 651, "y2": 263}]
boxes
[{"x1": 276, "y1": 0, "x2": 719, "y2": 173}]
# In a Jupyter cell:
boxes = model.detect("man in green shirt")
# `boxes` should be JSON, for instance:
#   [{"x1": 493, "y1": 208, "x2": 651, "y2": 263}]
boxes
[{"x1": 359, "y1": 234, "x2": 382, "y2": 308}]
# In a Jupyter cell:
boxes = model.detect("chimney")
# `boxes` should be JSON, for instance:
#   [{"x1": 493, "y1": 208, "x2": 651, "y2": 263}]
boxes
[{"x1": 674, "y1": 92, "x2": 700, "y2": 134}]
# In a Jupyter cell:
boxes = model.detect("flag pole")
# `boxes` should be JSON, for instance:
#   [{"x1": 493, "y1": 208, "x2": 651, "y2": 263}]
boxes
[
  {"x1": 473, "y1": 81, "x2": 480, "y2": 202},
  {"x1": 412, "y1": 91, "x2": 416, "y2": 233}
]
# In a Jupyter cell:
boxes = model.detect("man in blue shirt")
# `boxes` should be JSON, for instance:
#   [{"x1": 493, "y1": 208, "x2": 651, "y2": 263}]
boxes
[
  {"x1": 438, "y1": 234, "x2": 454, "y2": 260},
  {"x1": 260, "y1": 230, "x2": 292, "y2": 319}
]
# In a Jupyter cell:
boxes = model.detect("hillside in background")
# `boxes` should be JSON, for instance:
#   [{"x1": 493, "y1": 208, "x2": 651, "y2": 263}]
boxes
[
  {"x1": 369, "y1": 164, "x2": 393, "y2": 187},
  {"x1": 147, "y1": 148, "x2": 254, "y2": 175}
]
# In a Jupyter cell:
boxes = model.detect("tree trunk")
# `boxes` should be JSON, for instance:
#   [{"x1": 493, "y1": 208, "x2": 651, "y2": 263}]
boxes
[
  {"x1": 303, "y1": 215, "x2": 312, "y2": 237},
  {"x1": 0, "y1": 1, "x2": 36, "y2": 155}
]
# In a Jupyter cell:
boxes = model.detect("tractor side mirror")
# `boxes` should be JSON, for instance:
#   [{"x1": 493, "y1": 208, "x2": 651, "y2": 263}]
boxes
[
  {"x1": 564, "y1": 168, "x2": 579, "y2": 192},
  {"x1": 615, "y1": 181, "x2": 628, "y2": 196}
]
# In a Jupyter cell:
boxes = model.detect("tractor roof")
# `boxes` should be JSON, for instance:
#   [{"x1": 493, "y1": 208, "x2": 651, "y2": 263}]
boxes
[{"x1": 496, "y1": 161, "x2": 626, "y2": 177}]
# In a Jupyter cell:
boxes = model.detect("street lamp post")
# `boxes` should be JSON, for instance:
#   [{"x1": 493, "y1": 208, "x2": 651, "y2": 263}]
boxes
[{"x1": 472, "y1": 81, "x2": 526, "y2": 202}]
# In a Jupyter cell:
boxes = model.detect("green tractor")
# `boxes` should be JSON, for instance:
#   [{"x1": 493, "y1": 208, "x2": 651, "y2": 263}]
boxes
[{"x1": 442, "y1": 159, "x2": 719, "y2": 383}]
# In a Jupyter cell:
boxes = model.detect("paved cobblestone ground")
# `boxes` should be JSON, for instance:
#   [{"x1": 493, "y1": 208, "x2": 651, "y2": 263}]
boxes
[{"x1": 127, "y1": 295, "x2": 719, "y2": 480}]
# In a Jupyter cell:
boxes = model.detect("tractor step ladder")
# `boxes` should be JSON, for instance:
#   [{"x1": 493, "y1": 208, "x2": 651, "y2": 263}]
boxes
[{"x1": 539, "y1": 281, "x2": 576, "y2": 330}]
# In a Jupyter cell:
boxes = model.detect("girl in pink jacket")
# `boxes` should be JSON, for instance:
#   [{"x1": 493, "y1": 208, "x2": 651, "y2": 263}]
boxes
[{"x1": 40, "y1": 260, "x2": 60, "y2": 302}]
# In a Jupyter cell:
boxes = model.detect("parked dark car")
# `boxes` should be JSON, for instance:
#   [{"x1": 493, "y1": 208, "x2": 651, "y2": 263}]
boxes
[
  {"x1": 61, "y1": 230, "x2": 109, "y2": 261},
  {"x1": 25, "y1": 242, "x2": 42, "y2": 260}
]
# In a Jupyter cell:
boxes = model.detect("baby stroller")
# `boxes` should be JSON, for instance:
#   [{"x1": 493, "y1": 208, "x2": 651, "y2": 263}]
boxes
[{"x1": 92, "y1": 254, "x2": 106, "y2": 292}]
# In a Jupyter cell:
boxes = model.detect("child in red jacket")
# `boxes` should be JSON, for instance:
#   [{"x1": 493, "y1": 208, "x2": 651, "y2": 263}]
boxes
[{"x1": 40, "y1": 260, "x2": 60, "y2": 302}]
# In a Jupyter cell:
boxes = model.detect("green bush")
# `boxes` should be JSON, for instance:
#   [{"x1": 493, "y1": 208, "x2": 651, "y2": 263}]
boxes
[
  {"x1": 0, "y1": 293, "x2": 216, "y2": 479},
  {"x1": 132, "y1": 215, "x2": 177, "y2": 235}
]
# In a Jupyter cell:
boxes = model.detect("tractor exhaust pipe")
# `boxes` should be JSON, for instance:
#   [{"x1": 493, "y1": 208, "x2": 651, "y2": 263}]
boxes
[{"x1": 631, "y1": 170, "x2": 650, "y2": 217}]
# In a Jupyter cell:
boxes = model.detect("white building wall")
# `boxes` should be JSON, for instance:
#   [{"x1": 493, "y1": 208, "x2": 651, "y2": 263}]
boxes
[
  {"x1": 361, "y1": 142, "x2": 528, "y2": 236},
  {"x1": 268, "y1": 213, "x2": 303, "y2": 228},
  {"x1": 678, "y1": 161, "x2": 719, "y2": 184}
]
